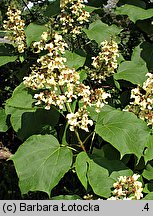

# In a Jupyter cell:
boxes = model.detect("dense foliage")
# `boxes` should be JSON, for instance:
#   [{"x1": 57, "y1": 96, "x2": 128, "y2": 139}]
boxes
[{"x1": 0, "y1": 0, "x2": 153, "y2": 200}]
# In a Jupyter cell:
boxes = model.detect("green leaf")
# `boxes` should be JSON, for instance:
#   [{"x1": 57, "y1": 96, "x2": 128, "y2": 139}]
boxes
[
  {"x1": 141, "y1": 42, "x2": 153, "y2": 71},
  {"x1": 88, "y1": 104, "x2": 115, "y2": 122},
  {"x1": 115, "y1": 5, "x2": 153, "y2": 23},
  {"x1": 142, "y1": 164, "x2": 153, "y2": 180},
  {"x1": 79, "y1": 69, "x2": 87, "y2": 82},
  {"x1": 114, "y1": 46, "x2": 148, "y2": 86},
  {"x1": 51, "y1": 195, "x2": 82, "y2": 200},
  {"x1": 91, "y1": 151, "x2": 132, "y2": 180},
  {"x1": 95, "y1": 108, "x2": 150, "y2": 160},
  {"x1": 83, "y1": 20, "x2": 122, "y2": 45},
  {"x1": 5, "y1": 83, "x2": 36, "y2": 135},
  {"x1": 0, "y1": 108, "x2": 8, "y2": 132},
  {"x1": 87, "y1": 160, "x2": 114, "y2": 198},
  {"x1": 5, "y1": 83, "x2": 60, "y2": 140},
  {"x1": 64, "y1": 51, "x2": 86, "y2": 69},
  {"x1": 75, "y1": 152, "x2": 89, "y2": 190},
  {"x1": 143, "y1": 192, "x2": 153, "y2": 200},
  {"x1": 25, "y1": 23, "x2": 47, "y2": 47},
  {"x1": 17, "y1": 108, "x2": 60, "y2": 140},
  {"x1": 0, "y1": 56, "x2": 17, "y2": 67},
  {"x1": 92, "y1": 145, "x2": 120, "y2": 161},
  {"x1": 44, "y1": 0, "x2": 60, "y2": 17},
  {"x1": 84, "y1": 5, "x2": 99, "y2": 13},
  {"x1": 76, "y1": 152, "x2": 115, "y2": 197},
  {"x1": 144, "y1": 135, "x2": 153, "y2": 164},
  {"x1": 5, "y1": 83, "x2": 36, "y2": 110},
  {"x1": 10, "y1": 134, "x2": 73, "y2": 196},
  {"x1": 143, "y1": 183, "x2": 153, "y2": 194},
  {"x1": 0, "y1": 44, "x2": 17, "y2": 66}
]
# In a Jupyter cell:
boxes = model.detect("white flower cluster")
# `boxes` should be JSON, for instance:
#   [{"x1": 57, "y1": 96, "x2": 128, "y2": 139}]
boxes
[
  {"x1": 90, "y1": 40, "x2": 119, "y2": 82},
  {"x1": 107, "y1": 174, "x2": 143, "y2": 200},
  {"x1": 127, "y1": 73, "x2": 153, "y2": 127},
  {"x1": 57, "y1": 0, "x2": 90, "y2": 36},
  {"x1": 23, "y1": 30, "x2": 110, "y2": 132},
  {"x1": 3, "y1": 7, "x2": 26, "y2": 53},
  {"x1": 103, "y1": 0, "x2": 119, "y2": 13}
]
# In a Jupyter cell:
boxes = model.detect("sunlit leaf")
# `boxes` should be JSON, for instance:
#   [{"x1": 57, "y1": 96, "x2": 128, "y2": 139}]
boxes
[
  {"x1": 115, "y1": 5, "x2": 153, "y2": 23},
  {"x1": 95, "y1": 107, "x2": 150, "y2": 160},
  {"x1": 114, "y1": 46, "x2": 148, "y2": 86},
  {"x1": 25, "y1": 23, "x2": 47, "y2": 47},
  {"x1": 83, "y1": 20, "x2": 122, "y2": 45}
]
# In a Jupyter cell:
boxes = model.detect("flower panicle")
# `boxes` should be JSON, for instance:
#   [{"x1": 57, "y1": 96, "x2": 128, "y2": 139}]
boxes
[
  {"x1": 3, "y1": 6, "x2": 26, "y2": 53},
  {"x1": 57, "y1": 0, "x2": 90, "y2": 37},
  {"x1": 23, "y1": 29, "x2": 111, "y2": 132},
  {"x1": 90, "y1": 40, "x2": 119, "y2": 83}
]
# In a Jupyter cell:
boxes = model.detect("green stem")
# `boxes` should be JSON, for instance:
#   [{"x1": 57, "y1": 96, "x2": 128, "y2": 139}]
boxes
[
  {"x1": 74, "y1": 129, "x2": 87, "y2": 153},
  {"x1": 59, "y1": 86, "x2": 86, "y2": 153},
  {"x1": 89, "y1": 131, "x2": 96, "y2": 154}
]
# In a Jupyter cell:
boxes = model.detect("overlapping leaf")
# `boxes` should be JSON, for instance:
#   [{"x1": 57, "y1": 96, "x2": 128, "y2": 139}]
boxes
[
  {"x1": 143, "y1": 163, "x2": 153, "y2": 181},
  {"x1": 114, "y1": 46, "x2": 148, "y2": 86},
  {"x1": 5, "y1": 83, "x2": 59, "y2": 140},
  {"x1": 75, "y1": 152, "x2": 115, "y2": 198},
  {"x1": 83, "y1": 20, "x2": 122, "y2": 45},
  {"x1": 115, "y1": 5, "x2": 153, "y2": 23},
  {"x1": 95, "y1": 106, "x2": 150, "y2": 160}
]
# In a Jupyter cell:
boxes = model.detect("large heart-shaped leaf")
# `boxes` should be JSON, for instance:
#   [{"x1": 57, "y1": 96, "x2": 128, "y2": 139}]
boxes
[
  {"x1": 10, "y1": 134, "x2": 73, "y2": 196},
  {"x1": 115, "y1": 5, "x2": 153, "y2": 23},
  {"x1": 83, "y1": 20, "x2": 122, "y2": 45},
  {"x1": 95, "y1": 107, "x2": 150, "y2": 160},
  {"x1": 114, "y1": 46, "x2": 148, "y2": 86}
]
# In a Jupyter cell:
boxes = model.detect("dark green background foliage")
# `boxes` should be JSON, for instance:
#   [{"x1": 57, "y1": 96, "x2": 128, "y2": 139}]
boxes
[{"x1": 0, "y1": 0, "x2": 153, "y2": 200}]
